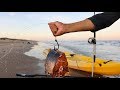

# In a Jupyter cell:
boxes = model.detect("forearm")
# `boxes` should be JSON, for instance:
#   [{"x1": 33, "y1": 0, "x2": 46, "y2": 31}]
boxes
[
  {"x1": 65, "y1": 12, "x2": 120, "y2": 34},
  {"x1": 65, "y1": 19, "x2": 95, "y2": 33}
]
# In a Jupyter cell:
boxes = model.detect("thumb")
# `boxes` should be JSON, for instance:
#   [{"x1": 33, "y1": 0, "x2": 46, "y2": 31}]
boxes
[{"x1": 55, "y1": 30, "x2": 64, "y2": 36}]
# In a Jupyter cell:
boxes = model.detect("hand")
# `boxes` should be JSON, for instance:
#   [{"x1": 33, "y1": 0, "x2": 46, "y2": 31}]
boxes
[
  {"x1": 48, "y1": 19, "x2": 95, "y2": 36},
  {"x1": 48, "y1": 21, "x2": 67, "y2": 36}
]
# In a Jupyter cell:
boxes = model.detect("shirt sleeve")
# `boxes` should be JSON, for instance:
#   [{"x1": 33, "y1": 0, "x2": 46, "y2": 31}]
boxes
[{"x1": 88, "y1": 12, "x2": 120, "y2": 32}]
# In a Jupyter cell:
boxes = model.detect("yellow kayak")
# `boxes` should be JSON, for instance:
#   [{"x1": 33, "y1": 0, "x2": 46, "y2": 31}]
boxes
[
  {"x1": 65, "y1": 52, "x2": 120, "y2": 75},
  {"x1": 43, "y1": 49, "x2": 120, "y2": 75}
]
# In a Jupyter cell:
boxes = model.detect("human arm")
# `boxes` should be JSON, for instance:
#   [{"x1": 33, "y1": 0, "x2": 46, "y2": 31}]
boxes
[{"x1": 48, "y1": 12, "x2": 120, "y2": 36}]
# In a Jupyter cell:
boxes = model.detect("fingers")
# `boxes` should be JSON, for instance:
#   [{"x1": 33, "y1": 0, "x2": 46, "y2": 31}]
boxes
[
  {"x1": 48, "y1": 21, "x2": 64, "y2": 36},
  {"x1": 55, "y1": 30, "x2": 63, "y2": 36},
  {"x1": 54, "y1": 22, "x2": 64, "y2": 36},
  {"x1": 48, "y1": 22, "x2": 58, "y2": 36}
]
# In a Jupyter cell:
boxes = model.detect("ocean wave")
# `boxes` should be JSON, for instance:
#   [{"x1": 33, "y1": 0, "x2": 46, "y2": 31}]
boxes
[{"x1": 24, "y1": 40, "x2": 120, "y2": 78}]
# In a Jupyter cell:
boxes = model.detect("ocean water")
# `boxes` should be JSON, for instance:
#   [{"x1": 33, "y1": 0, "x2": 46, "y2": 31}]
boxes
[{"x1": 25, "y1": 40, "x2": 120, "y2": 78}]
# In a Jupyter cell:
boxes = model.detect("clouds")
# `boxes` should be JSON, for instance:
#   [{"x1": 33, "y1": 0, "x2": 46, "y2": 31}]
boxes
[
  {"x1": 24, "y1": 12, "x2": 96, "y2": 23},
  {"x1": 25, "y1": 12, "x2": 73, "y2": 23},
  {"x1": 8, "y1": 12, "x2": 16, "y2": 16}
]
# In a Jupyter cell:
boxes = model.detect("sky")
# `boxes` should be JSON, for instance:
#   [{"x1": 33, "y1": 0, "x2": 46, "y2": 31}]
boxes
[{"x1": 0, "y1": 12, "x2": 120, "y2": 41}]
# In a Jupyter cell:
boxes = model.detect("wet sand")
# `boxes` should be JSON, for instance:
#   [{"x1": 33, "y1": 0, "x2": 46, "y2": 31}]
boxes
[
  {"x1": 0, "y1": 38, "x2": 105, "y2": 78},
  {"x1": 0, "y1": 39, "x2": 45, "y2": 78}
]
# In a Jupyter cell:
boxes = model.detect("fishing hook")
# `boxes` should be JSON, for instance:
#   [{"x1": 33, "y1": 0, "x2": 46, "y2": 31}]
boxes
[{"x1": 54, "y1": 37, "x2": 59, "y2": 50}]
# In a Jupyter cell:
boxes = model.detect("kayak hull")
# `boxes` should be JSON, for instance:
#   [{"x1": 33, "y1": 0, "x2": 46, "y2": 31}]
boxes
[{"x1": 65, "y1": 52, "x2": 120, "y2": 75}]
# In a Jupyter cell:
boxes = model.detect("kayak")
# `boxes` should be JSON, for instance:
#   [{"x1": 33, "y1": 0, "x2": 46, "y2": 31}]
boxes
[{"x1": 43, "y1": 49, "x2": 120, "y2": 75}]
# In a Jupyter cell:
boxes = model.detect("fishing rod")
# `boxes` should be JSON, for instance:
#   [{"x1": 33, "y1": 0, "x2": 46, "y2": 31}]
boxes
[{"x1": 88, "y1": 12, "x2": 96, "y2": 77}]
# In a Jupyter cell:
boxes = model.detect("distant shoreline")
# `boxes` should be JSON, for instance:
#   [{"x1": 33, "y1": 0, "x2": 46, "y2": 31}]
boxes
[{"x1": 0, "y1": 38, "x2": 45, "y2": 78}]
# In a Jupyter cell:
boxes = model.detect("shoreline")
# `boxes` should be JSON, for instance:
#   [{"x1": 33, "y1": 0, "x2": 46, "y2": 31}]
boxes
[
  {"x1": 0, "y1": 38, "x2": 106, "y2": 78},
  {"x1": 0, "y1": 39, "x2": 45, "y2": 78}
]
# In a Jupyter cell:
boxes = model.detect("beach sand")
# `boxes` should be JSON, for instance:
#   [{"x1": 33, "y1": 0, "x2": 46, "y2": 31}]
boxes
[
  {"x1": 0, "y1": 38, "x2": 104, "y2": 78},
  {"x1": 0, "y1": 38, "x2": 45, "y2": 78}
]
